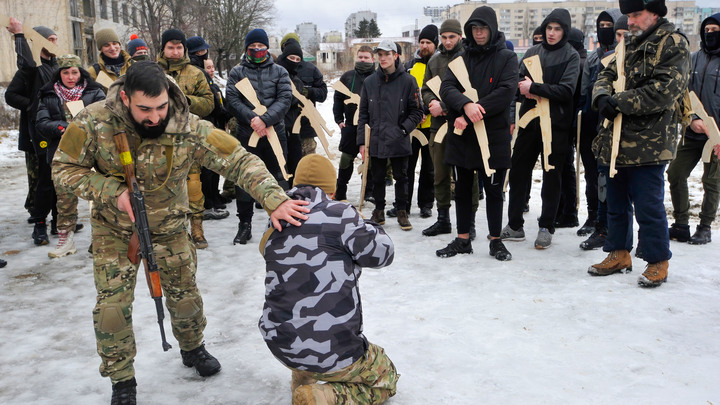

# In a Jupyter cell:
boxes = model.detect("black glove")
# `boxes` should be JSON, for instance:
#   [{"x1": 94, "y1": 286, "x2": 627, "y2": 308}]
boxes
[{"x1": 597, "y1": 95, "x2": 619, "y2": 121}]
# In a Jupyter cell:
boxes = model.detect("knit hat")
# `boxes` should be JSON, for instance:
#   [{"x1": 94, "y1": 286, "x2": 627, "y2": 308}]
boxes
[
  {"x1": 245, "y1": 28, "x2": 269, "y2": 49},
  {"x1": 440, "y1": 19, "x2": 462, "y2": 36},
  {"x1": 57, "y1": 54, "x2": 82, "y2": 69},
  {"x1": 619, "y1": 0, "x2": 667, "y2": 17},
  {"x1": 33, "y1": 26, "x2": 56, "y2": 40},
  {"x1": 419, "y1": 24, "x2": 439, "y2": 47},
  {"x1": 282, "y1": 40, "x2": 303, "y2": 59},
  {"x1": 615, "y1": 15, "x2": 629, "y2": 32},
  {"x1": 187, "y1": 36, "x2": 210, "y2": 54},
  {"x1": 161, "y1": 28, "x2": 187, "y2": 52},
  {"x1": 95, "y1": 28, "x2": 120, "y2": 50},
  {"x1": 281, "y1": 33, "x2": 301, "y2": 50},
  {"x1": 127, "y1": 34, "x2": 148, "y2": 56},
  {"x1": 293, "y1": 154, "x2": 337, "y2": 195},
  {"x1": 505, "y1": 40, "x2": 515, "y2": 51}
]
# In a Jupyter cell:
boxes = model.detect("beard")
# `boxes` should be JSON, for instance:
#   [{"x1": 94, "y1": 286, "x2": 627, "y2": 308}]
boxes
[
  {"x1": 133, "y1": 116, "x2": 169, "y2": 139},
  {"x1": 420, "y1": 47, "x2": 434, "y2": 58}
]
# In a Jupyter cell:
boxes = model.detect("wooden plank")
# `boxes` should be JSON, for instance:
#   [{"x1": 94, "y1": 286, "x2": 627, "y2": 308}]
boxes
[
  {"x1": 689, "y1": 91, "x2": 720, "y2": 163},
  {"x1": 332, "y1": 81, "x2": 360, "y2": 125},
  {"x1": 608, "y1": 38, "x2": 626, "y2": 178},
  {"x1": 522, "y1": 55, "x2": 554, "y2": 171},
  {"x1": 66, "y1": 100, "x2": 85, "y2": 118},
  {"x1": 291, "y1": 82, "x2": 335, "y2": 159}
]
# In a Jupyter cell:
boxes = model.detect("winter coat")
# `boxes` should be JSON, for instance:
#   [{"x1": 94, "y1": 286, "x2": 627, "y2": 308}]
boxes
[
  {"x1": 278, "y1": 56, "x2": 328, "y2": 139},
  {"x1": 259, "y1": 185, "x2": 394, "y2": 373},
  {"x1": 5, "y1": 68, "x2": 37, "y2": 153},
  {"x1": 357, "y1": 59, "x2": 424, "y2": 159},
  {"x1": 87, "y1": 50, "x2": 133, "y2": 91},
  {"x1": 157, "y1": 53, "x2": 215, "y2": 118},
  {"x1": 35, "y1": 69, "x2": 106, "y2": 163},
  {"x1": 685, "y1": 13, "x2": 720, "y2": 142},
  {"x1": 52, "y1": 75, "x2": 289, "y2": 235},
  {"x1": 592, "y1": 19, "x2": 691, "y2": 167},
  {"x1": 422, "y1": 39, "x2": 465, "y2": 131},
  {"x1": 440, "y1": 6, "x2": 519, "y2": 170},
  {"x1": 333, "y1": 67, "x2": 374, "y2": 155},
  {"x1": 225, "y1": 55, "x2": 293, "y2": 143}
]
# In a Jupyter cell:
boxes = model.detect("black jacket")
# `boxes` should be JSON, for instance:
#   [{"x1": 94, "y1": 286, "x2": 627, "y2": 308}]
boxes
[
  {"x1": 357, "y1": 59, "x2": 424, "y2": 158},
  {"x1": 440, "y1": 6, "x2": 519, "y2": 170},
  {"x1": 333, "y1": 67, "x2": 374, "y2": 154},
  {"x1": 277, "y1": 53, "x2": 328, "y2": 139},
  {"x1": 35, "y1": 69, "x2": 106, "y2": 163}
]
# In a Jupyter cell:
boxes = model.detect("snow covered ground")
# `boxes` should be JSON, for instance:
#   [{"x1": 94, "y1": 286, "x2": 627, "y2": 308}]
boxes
[{"x1": 1, "y1": 87, "x2": 719, "y2": 405}]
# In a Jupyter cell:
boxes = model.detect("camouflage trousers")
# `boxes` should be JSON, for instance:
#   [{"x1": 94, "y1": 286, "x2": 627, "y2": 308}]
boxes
[
  {"x1": 91, "y1": 222, "x2": 206, "y2": 383},
  {"x1": 291, "y1": 343, "x2": 398, "y2": 405},
  {"x1": 188, "y1": 161, "x2": 205, "y2": 219},
  {"x1": 25, "y1": 152, "x2": 39, "y2": 215},
  {"x1": 53, "y1": 185, "x2": 78, "y2": 232},
  {"x1": 301, "y1": 137, "x2": 317, "y2": 157}
]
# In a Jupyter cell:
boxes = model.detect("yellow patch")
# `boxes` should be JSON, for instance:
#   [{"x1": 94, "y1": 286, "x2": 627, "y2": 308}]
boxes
[
  {"x1": 206, "y1": 129, "x2": 239, "y2": 157},
  {"x1": 39, "y1": 141, "x2": 47, "y2": 149},
  {"x1": 57, "y1": 123, "x2": 88, "y2": 160}
]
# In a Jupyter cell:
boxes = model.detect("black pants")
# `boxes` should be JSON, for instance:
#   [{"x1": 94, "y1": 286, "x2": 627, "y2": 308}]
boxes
[
  {"x1": 557, "y1": 142, "x2": 578, "y2": 219},
  {"x1": 286, "y1": 131, "x2": 302, "y2": 187},
  {"x1": 32, "y1": 156, "x2": 57, "y2": 221},
  {"x1": 236, "y1": 134, "x2": 288, "y2": 223},
  {"x1": 370, "y1": 156, "x2": 409, "y2": 211},
  {"x1": 456, "y1": 166, "x2": 505, "y2": 236},
  {"x1": 405, "y1": 132, "x2": 434, "y2": 211},
  {"x1": 201, "y1": 167, "x2": 221, "y2": 209},
  {"x1": 578, "y1": 124, "x2": 599, "y2": 219}
]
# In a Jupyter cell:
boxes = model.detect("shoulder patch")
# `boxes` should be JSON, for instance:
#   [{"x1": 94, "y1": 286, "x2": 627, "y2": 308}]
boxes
[
  {"x1": 206, "y1": 128, "x2": 239, "y2": 156},
  {"x1": 57, "y1": 122, "x2": 88, "y2": 160}
]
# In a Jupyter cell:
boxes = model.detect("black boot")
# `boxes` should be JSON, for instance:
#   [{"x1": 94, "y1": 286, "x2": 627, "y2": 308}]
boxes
[
  {"x1": 668, "y1": 223, "x2": 690, "y2": 242},
  {"x1": 688, "y1": 224, "x2": 711, "y2": 245},
  {"x1": 489, "y1": 239, "x2": 512, "y2": 261},
  {"x1": 436, "y1": 237, "x2": 473, "y2": 257},
  {"x1": 577, "y1": 213, "x2": 596, "y2": 236},
  {"x1": 233, "y1": 222, "x2": 252, "y2": 245},
  {"x1": 32, "y1": 220, "x2": 49, "y2": 245},
  {"x1": 111, "y1": 378, "x2": 137, "y2": 405},
  {"x1": 181, "y1": 344, "x2": 222, "y2": 377},
  {"x1": 422, "y1": 208, "x2": 452, "y2": 236},
  {"x1": 580, "y1": 224, "x2": 607, "y2": 251}
]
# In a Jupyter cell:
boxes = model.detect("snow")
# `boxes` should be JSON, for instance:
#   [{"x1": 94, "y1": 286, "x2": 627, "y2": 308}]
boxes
[{"x1": 1, "y1": 87, "x2": 720, "y2": 404}]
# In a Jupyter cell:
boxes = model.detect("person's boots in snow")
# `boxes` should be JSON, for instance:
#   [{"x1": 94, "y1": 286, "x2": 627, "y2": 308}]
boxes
[
  {"x1": 370, "y1": 209, "x2": 385, "y2": 225},
  {"x1": 32, "y1": 220, "x2": 49, "y2": 245},
  {"x1": 489, "y1": 239, "x2": 512, "y2": 261},
  {"x1": 638, "y1": 260, "x2": 668, "y2": 288},
  {"x1": 181, "y1": 344, "x2": 221, "y2": 376},
  {"x1": 588, "y1": 250, "x2": 632, "y2": 276},
  {"x1": 234, "y1": 222, "x2": 252, "y2": 245},
  {"x1": 111, "y1": 378, "x2": 136, "y2": 405},
  {"x1": 436, "y1": 237, "x2": 473, "y2": 257},
  {"x1": 48, "y1": 230, "x2": 77, "y2": 258},
  {"x1": 422, "y1": 208, "x2": 451, "y2": 236},
  {"x1": 396, "y1": 210, "x2": 412, "y2": 231},
  {"x1": 191, "y1": 217, "x2": 208, "y2": 249}
]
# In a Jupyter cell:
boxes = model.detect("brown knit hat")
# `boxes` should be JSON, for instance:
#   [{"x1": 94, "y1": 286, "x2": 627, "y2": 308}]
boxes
[
  {"x1": 95, "y1": 28, "x2": 120, "y2": 50},
  {"x1": 294, "y1": 154, "x2": 337, "y2": 195},
  {"x1": 440, "y1": 19, "x2": 462, "y2": 35}
]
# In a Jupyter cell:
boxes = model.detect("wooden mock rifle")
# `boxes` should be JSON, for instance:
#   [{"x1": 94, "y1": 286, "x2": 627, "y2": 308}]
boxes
[
  {"x1": 0, "y1": 14, "x2": 62, "y2": 66},
  {"x1": 607, "y1": 37, "x2": 626, "y2": 178},
  {"x1": 517, "y1": 55, "x2": 554, "y2": 171},
  {"x1": 331, "y1": 81, "x2": 360, "y2": 126},
  {"x1": 688, "y1": 91, "x2": 720, "y2": 163},
  {"x1": 423, "y1": 75, "x2": 450, "y2": 144},
  {"x1": 290, "y1": 82, "x2": 335, "y2": 159}
]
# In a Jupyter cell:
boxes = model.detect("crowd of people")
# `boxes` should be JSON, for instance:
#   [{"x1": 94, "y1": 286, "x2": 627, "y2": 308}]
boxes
[{"x1": 3, "y1": 0, "x2": 720, "y2": 402}]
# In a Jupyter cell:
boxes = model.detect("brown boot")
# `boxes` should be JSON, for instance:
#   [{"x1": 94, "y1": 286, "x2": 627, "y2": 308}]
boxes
[
  {"x1": 191, "y1": 217, "x2": 208, "y2": 249},
  {"x1": 292, "y1": 383, "x2": 336, "y2": 405},
  {"x1": 397, "y1": 209, "x2": 412, "y2": 231},
  {"x1": 588, "y1": 250, "x2": 632, "y2": 276},
  {"x1": 370, "y1": 209, "x2": 385, "y2": 225},
  {"x1": 638, "y1": 260, "x2": 668, "y2": 288}
]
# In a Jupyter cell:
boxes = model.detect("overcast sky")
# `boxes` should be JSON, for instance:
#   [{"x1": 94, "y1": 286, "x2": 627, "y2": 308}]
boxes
[{"x1": 269, "y1": 0, "x2": 718, "y2": 38}]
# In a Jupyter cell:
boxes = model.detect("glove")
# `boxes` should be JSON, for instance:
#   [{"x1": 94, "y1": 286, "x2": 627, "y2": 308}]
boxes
[{"x1": 597, "y1": 95, "x2": 618, "y2": 121}]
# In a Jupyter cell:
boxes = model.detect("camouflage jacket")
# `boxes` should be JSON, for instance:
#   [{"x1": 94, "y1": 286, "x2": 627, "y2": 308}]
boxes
[
  {"x1": 592, "y1": 19, "x2": 691, "y2": 167},
  {"x1": 52, "y1": 76, "x2": 289, "y2": 235},
  {"x1": 87, "y1": 50, "x2": 134, "y2": 92},
  {"x1": 158, "y1": 53, "x2": 215, "y2": 118}
]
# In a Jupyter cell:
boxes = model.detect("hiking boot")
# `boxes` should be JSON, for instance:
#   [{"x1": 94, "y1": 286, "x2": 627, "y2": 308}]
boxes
[
  {"x1": 233, "y1": 222, "x2": 252, "y2": 245},
  {"x1": 32, "y1": 220, "x2": 49, "y2": 246},
  {"x1": 48, "y1": 230, "x2": 77, "y2": 258},
  {"x1": 203, "y1": 208, "x2": 230, "y2": 220},
  {"x1": 386, "y1": 206, "x2": 398, "y2": 218},
  {"x1": 588, "y1": 250, "x2": 632, "y2": 276},
  {"x1": 422, "y1": 208, "x2": 451, "y2": 236},
  {"x1": 489, "y1": 239, "x2": 512, "y2": 261},
  {"x1": 668, "y1": 223, "x2": 690, "y2": 242},
  {"x1": 580, "y1": 225, "x2": 607, "y2": 250},
  {"x1": 181, "y1": 344, "x2": 221, "y2": 377},
  {"x1": 534, "y1": 228, "x2": 552, "y2": 249},
  {"x1": 554, "y1": 214, "x2": 579, "y2": 228},
  {"x1": 637, "y1": 260, "x2": 668, "y2": 288},
  {"x1": 370, "y1": 209, "x2": 385, "y2": 225},
  {"x1": 577, "y1": 217, "x2": 596, "y2": 236},
  {"x1": 190, "y1": 217, "x2": 208, "y2": 249},
  {"x1": 500, "y1": 224, "x2": 525, "y2": 241},
  {"x1": 436, "y1": 237, "x2": 473, "y2": 258},
  {"x1": 111, "y1": 378, "x2": 137, "y2": 405},
  {"x1": 688, "y1": 224, "x2": 712, "y2": 245},
  {"x1": 420, "y1": 207, "x2": 432, "y2": 218},
  {"x1": 397, "y1": 210, "x2": 412, "y2": 231},
  {"x1": 292, "y1": 383, "x2": 337, "y2": 405}
]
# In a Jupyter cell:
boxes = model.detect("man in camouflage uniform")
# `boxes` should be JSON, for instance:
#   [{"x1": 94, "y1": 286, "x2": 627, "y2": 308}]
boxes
[
  {"x1": 52, "y1": 61, "x2": 309, "y2": 404},
  {"x1": 588, "y1": 0, "x2": 690, "y2": 287},
  {"x1": 157, "y1": 28, "x2": 215, "y2": 249}
]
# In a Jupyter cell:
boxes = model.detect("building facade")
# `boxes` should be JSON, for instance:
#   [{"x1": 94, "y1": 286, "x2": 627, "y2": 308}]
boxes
[{"x1": 345, "y1": 10, "x2": 378, "y2": 40}]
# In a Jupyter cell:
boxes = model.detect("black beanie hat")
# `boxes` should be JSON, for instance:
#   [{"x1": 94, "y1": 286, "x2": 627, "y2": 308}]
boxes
[
  {"x1": 419, "y1": 24, "x2": 439, "y2": 47},
  {"x1": 619, "y1": 0, "x2": 667, "y2": 17},
  {"x1": 245, "y1": 28, "x2": 270, "y2": 49},
  {"x1": 161, "y1": 28, "x2": 187, "y2": 52},
  {"x1": 615, "y1": 15, "x2": 629, "y2": 32},
  {"x1": 282, "y1": 40, "x2": 303, "y2": 59}
]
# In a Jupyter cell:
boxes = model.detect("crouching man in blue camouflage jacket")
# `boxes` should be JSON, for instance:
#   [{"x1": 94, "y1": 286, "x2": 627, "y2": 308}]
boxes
[{"x1": 259, "y1": 154, "x2": 399, "y2": 404}]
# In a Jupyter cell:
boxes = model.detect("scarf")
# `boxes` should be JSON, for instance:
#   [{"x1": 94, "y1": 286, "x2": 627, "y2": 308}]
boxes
[{"x1": 54, "y1": 81, "x2": 86, "y2": 102}]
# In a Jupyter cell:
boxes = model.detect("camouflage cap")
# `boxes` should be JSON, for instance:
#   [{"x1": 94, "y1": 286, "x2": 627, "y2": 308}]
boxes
[{"x1": 57, "y1": 54, "x2": 83, "y2": 69}]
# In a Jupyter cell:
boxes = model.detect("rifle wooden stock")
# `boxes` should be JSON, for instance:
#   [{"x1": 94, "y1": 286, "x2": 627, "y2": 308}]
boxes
[
  {"x1": 609, "y1": 38, "x2": 626, "y2": 178},
  {"x1": 689, "y1": 91, "x2": 720, "y2": 163},
  {"x1": 291, "y1": 82, "x2": 336, "y2": 159},
  {"x1": 358, "y1": 125, "x2": 371, "y2": 212},
  {"x1": 332, "y1": 81, "x2": 360, "y2": 126},
  {"x1": 423, "y1": 76, "x2": 449, "y2": 144},
  {"x1": 521, "y1": 55, "x2": 554, "y2": 171}
]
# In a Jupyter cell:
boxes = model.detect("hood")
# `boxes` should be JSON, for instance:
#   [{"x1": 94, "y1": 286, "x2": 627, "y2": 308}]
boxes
[
  {"x1": 104, "y1": 74, "x2": 191, "y2": 135},
  {"x1": 568, "y1": 28, "x2": 585, "y2": 52},
  {"x1": 597, "y1": 8, "x2": 622, "y2": 32},
  {"x1": 701, "y1": 13, "x2": 720, "y2": 54},
  {"x1": 463, "y1": 6, "x2": 498, "y2": 48},
  {"x1": 540, "y1": 8, "x2": 571, "y2": 50}
]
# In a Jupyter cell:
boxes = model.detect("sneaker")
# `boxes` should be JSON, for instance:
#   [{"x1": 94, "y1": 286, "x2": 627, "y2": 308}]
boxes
[
  {"x1": 489, "y1": 239, "x2": 512, "y2": 261},
  {"x1": 181, "y1": 344, "x2": 221, "y2": 377},
  {"x1": 32, "y1": 221, "x2": 49, "y2": 246},
  {"x1": 420, "y1": 207, "x2": 432, "y2": 218},
  {"x1": 580, "y1": 226, "x2": 606, "y2": 250},
  {"x1": 554, "y1": 215, "x2": 579, "y2": 228},
  {"x1": 48, "y1": 230, "x2": 77, "y2": 258},
  {"x1": 397, "y1": 210, "x2": 412, "y2": 231},
  {"x1": 588, "y1": 250, "x2": 632, "y2": 276},
  {"x1": 668, "y1": 223, "x2": 690, "y2": 242},
  {"x1": 500, "y1": 225, "x2": 525, "y2": 241},
  {"x1": 576, "y1": 218, "x2": 596, "y2": 236},
  {"x1": 688, "y1": 224, "x2": 711, "y2": 245},
  {"x1": 637, "y1": 260, "x2": 668, "y2": 288},
  {"x1": 534, "y1": 228, "x2": 552, "y2": 249},
  {"x1": 111, "y1": 378, "x2": 137, "y2": 405},
  {"x1": 203, "y1": 208, "x2": 230, "y2": 220},
  {"x1": 293, "y1": 383, "x2": 337, "y2": 405},
  {"x1": 233, "y1": 222, "x2": 252, "y2": 245},
  {"x1": 386, "y1": 207, "x2": 398, "y2": 218},
  {"x1": 370, "y1": 209, "x2": 385, "y2": 225},
  {"x1": 436, "y1": 237, "x2": 473, "y2": 257}
]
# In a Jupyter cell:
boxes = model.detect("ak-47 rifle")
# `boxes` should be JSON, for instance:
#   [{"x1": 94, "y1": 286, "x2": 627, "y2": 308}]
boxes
[
  {"x1": 423, "y1": 75, "x2": 450, "y2": 144},
  {"x1": 113, "y1": 131, "x2": 172, "y2": 352},
  {"x1": 291, "y1": 82, "x2": 335, "y2": 159},
  {"x1": 358, "y1": 125, "x2": 371, "y2": 212},
  {"x1": 688, "y1": 91, "x2": 720, "y2": 163},
  {"x1": 331, "y1": 81, "x2": 360, "y2": 126},
  {"x1": 518, "y1": 55, "x2": 554, "y2": 171},
  {"x1": 607, "y1": 37, "x2": 626, "y2": 178}
]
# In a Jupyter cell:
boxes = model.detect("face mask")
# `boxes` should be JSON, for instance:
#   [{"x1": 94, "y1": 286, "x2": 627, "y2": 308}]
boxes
[
  {"x1": 705, "y1": 31, "x2": 720, "y2": 52},
  {"x1": 355, "y1": 61, "x2": 374, "y2": 74},
  {"x1": 247, "y1": 48, "x2": 269, "y2": 64},
  {"x1": 132, "y1": 54, "x2": 150, "y2": 62},
  {"x1": 597, "y1": 27, "x2": 615, "y2": 46},
  {"x1": 281, "y1": 59, "x2": 300, "y2": 74}
]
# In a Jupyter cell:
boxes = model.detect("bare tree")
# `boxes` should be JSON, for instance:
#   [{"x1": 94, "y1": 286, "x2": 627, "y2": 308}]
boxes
[{"x1": 127, "y1": 0, "x2": 203, "y2": 55}]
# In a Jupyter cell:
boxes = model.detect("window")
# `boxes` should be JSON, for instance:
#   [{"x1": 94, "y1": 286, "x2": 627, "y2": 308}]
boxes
[
  {"x1": 69, "y1": 0, "x2": 80, "y2": 17},
  {"x1": 83, "y1": 0, "x2": 95, "y2": 17},
  {"x1": 132, "y1": 7, "x2": 138, "y2": 25},
  {"x1": 100, "y1": 0, "x2": 107, "y2": 19},
  {"x1": 86, "y1": 38, "x2": 97, "y2": 64},
  {"x1": 112, "y1": 0, "x2": 118, "y2": 23},
  {"x1": 122, "y1": 3, "x2": 129, "y2": 25},
  {"x1": 72, "y1": 21, "x2": 83, "y2": 57}
]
